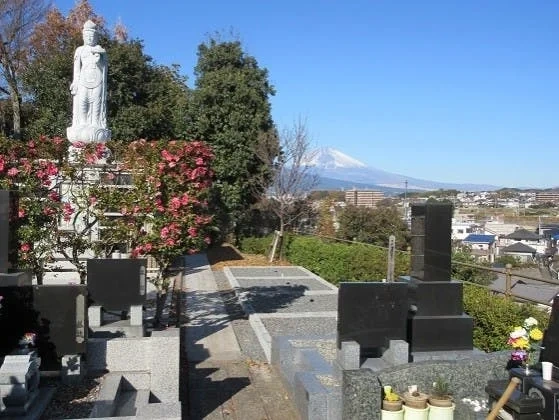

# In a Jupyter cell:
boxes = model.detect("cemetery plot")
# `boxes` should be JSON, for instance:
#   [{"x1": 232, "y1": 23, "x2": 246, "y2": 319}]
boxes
[{"x1": 224, "y1": 266, "x2": 338, "y2": 363}]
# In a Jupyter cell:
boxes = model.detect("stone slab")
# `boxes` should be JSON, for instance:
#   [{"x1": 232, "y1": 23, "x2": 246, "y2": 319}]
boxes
[
  {"x1": 247, "y1": 293, "x2": 338, "y2": 313},
  {"x1": 228, "y1": 266, "x2": 312, "y2": 277},
  {"x1": 262, "y1": 317, "x2": 337, "y2": 338}
]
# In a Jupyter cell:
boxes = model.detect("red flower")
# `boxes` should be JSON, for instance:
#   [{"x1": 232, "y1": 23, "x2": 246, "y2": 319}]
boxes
[{"x1": 20, "y1": 243, "x2": 31, "y2": 252}]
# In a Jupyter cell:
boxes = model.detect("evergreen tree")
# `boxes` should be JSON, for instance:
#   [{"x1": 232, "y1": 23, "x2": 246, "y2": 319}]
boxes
[{"x1": 189, "y1": 37, "x2": 278, "y2": 239}]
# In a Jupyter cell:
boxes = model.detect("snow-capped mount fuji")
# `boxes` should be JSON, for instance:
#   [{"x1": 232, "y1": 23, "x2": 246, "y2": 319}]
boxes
[
  {"x1": 306, "y1": 147, "x2": 498, "y2": 192},
  {"x1": 305, "y1": 147, "x2": 367, "y2": 169}
]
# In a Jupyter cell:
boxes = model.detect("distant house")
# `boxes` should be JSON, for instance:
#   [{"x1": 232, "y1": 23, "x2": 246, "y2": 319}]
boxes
[
  {"x1": 503, "y1": 228, "x2": 546, "y2": 254},
  {"x1": 500, "y1": 242, "x2": 537, "y2": 263},
  {"x1": 490, "y1": 271, "x2": 558, "y2": 306},
  {"x1": 462, "y1": 234, "x2": 497, "y2": 263}
]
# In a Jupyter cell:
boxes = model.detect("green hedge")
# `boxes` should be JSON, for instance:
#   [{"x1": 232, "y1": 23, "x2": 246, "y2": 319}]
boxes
[{"x1": 463, "y1": 284, "x2": 549, "y2": 352}]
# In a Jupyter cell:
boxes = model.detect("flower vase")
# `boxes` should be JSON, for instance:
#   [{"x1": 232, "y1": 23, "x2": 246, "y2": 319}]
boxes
[{"x1": 403, "y1": 404, "x2": 429, "y2": 420}]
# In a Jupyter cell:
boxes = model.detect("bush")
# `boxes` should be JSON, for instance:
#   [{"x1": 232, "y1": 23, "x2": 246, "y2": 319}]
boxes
[
  {"x1": 463, "y1": 284, "x2": 549, "y2": 352},
  {"x1": 283, "y1": 235, "x2": 409, "y2": 284},
  {"x1": 238, "y1": 235, "x2": 274, "y2": 256}
]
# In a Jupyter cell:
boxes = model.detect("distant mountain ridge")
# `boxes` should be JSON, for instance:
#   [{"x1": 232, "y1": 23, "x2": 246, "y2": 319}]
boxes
[{"x1": 307, "y1": 147, "x2": 499, "y2": 192}]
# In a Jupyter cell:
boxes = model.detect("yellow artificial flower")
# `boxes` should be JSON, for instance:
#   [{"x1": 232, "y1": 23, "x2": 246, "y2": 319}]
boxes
[
  {"x1": 516, "y1": 337, "x2": 530, "y2": 349},
  {"x1": 529, "y1": 328, "x2": 543, "y2": 341}
]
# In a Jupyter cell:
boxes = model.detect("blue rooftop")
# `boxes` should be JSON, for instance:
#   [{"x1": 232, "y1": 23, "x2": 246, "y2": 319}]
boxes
[{"x1": 463, "y1": 234, "x2": 495, "y2": 244}]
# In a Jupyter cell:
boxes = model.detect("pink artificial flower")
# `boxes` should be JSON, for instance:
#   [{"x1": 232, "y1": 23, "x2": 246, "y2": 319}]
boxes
[
  {"x1": 165, "y1": 238, "x2": 175, "y2": 246},
  {"x1": 0, "y1": 156, "x2": 5, "y2": 172},
  {"x1": 28, "y1": 140, "x2": 35, "y2": 148},
  {"x1": 188, "y1": 227, "x2": 198, "y2": 237},
  {"x1": 204, "y1": 236, "x2": 211, "y2": 244},
  {"x1": 20, "y1": 243, "x2": 30, "y2": 252},
  {"x1": 160, "y1": 227, "x2": 169, "y2": 239},
  {"x1": 72, "y1": 141, "x2": 86, "y2": 148},
  {"x1": 195, "y1": 157, "x2": 204, "y2": 166},
  {"x1": 7, "y1": 168, "x2": 19, "y2": 177},
  {"x1": 143, "y1": 243, "x2": 153, "y2": 252},
  {"x1": 18, "y1": 208, "x2": 25, "y2": 218}
]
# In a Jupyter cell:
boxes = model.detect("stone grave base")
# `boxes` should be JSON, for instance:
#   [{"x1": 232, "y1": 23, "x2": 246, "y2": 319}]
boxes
[{"x1": 86, "y1": 328, "x2": 180, "y2": 418}]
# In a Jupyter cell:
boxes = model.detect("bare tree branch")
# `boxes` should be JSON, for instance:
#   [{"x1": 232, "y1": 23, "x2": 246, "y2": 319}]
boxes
[{"x1": 0, "y1": 0, "x2": 47, "y2": 138}]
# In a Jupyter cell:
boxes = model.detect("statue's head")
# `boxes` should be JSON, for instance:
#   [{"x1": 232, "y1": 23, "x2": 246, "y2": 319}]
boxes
[{"x1": 82, "y1": 20, "x2": 98, "y2": 46}]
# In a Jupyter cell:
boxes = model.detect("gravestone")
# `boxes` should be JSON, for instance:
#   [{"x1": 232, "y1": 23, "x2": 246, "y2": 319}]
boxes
[
  {"x1": 403, "y1": 203, "x2": 473, "y2": 353},
  {"x1": 87, "y1": 259, "x2": 147, "y2": 311},
  {"x1": 0, "y1": 190, "x2": 31, "y2": 286},
  {"x1": 87, "y1": 258, "x2": 147, "y2": 337},
  {"x1": 540, "y1": 295, "x2": 559, "y2": 369},
  {"x1": 337, "y1": 282, "x2": 409, "y2": 358},
  {"x1": 0, "y1": 285, "x2": 87, "y2": 370}
]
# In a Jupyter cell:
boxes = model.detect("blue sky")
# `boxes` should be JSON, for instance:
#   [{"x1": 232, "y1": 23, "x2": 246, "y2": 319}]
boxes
[{"x1": 53, "y1": 1, "x2": 559, "y2": 188}]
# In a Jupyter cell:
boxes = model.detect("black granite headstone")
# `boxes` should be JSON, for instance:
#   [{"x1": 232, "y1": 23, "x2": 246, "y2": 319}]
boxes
[
  {"x1": 87, "y1": 259, "x2": 147, "y2": 311},
  {"x1": 540, "y1": 295, "x2": 559, "y2": 368},
  {"x1": 404, "y1": 202, "x2": 474, "y2": 353},
  {"x1": 0, "y1": 286, "x2": 34, "y2": 357},
  {"x1": 337, "y1": 282, "x2": 409, "y2": 358},
  {"x1": 410, "y1": 203, "x2": 452, "y2": 282},
  {"x1": 33, "y1": 285, "x2": 87, "y2": 366},
  {"x1": 0, "y1": 285, "x2": 87, "y2": 369}
]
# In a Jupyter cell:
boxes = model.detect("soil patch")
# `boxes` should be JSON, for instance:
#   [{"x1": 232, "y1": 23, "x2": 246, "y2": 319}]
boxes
[{"x1": 207, "y1": 243, "x2": 291, "y2": 270}]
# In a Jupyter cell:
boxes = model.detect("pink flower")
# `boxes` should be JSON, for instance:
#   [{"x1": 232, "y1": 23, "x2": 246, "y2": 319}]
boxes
[
  {"x1": 7, "y1": 168, "x2": 19, "y2": 177},
  {"x1": 165, "y1": 238, "x2": 176, "y2": 246},
  {"x1": 204, "y1": 236, "x2": 211, "y2": 244},
  {"x1": 20, "y1": 243, "x2": 30, "y2": 252},
  {"x1": 18, "y1": 208, "x2": 25, "y2": 218},
  {"x1": 143, "y1": 243, "x2": 153, "y2": 252},
  {"x1": 195, "y1": 157, "x2": 204, "y2": 166},
  {"x1": 48, "y1": 190, "x2": 60, "y2": 202},
  {"x1": 72, "y1": 141, "x2": 86, "y2": 148},
  {"x1": 160, "y1": 227, "x2": 169, "y2": 239},
  {"x1": 63, "y1": 202, "x2": 74, "y2": 222},
  {"x1": 188, "y1": 227, "x2": 198, "y2": 237}
]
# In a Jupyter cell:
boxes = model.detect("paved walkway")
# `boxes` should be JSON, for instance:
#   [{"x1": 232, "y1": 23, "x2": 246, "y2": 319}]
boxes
[{"x1": 182, "y1": 254, "x2": 300, "y2": 420}]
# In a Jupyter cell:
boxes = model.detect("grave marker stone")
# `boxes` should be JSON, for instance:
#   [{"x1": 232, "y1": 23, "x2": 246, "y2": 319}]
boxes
[
  {"x1": 87, "y1": 259, "x2": 147, "y2": 311},
  {"x1": 337, "y1": 282, "x2": 409, "y2": 358},
  {"x1": 404, "y1": 202, "x2": 473, "y2": 353}
]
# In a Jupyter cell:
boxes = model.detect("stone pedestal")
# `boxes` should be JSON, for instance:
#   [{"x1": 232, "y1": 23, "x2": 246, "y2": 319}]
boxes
[{"x1": 0, "y1": 349, "x2": 41, "y2": 416}]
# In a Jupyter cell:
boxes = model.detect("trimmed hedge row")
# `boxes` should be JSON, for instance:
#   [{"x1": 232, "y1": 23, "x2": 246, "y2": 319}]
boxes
[
  {"x1": 238, "y1": 234, "x2": 551, "y2": 352},
  {"x1": 239, "y1": 234, "x2": 409, "y2": 284}
]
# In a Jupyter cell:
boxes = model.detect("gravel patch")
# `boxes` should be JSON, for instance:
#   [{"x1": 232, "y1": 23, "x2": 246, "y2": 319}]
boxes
[
  {"x1": 40, "y1": 374, "x2": 104, "y2": 419},
  {"x1": 262, "y1": 317, "x2": 337, "y2": 338},
  {"x1": 235, "y1": 277, "x2": 333, "y2": 291},
  {"x1": 246, "y1": 293, "x2": 338, "y2": 313},
  {"x1": 229, "y1": 267, "x2": 310, "y2": 277},
  {"x1": 213, "y1": 270, "x2": 267, "y2": 361}
]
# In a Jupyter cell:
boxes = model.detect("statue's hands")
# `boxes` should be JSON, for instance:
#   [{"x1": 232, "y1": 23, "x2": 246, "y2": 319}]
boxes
[{"x1": 70, "y1": 82, "x2": 77, "y2": 95}]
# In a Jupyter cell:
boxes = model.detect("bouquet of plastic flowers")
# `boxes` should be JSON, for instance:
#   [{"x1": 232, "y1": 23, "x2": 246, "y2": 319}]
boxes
[
  {"x1": 508, "y1": 317, "x2": 543, "y2": 369},
  {"x1": 19, "y1": 332, "x2": 37, "y2": 348}
]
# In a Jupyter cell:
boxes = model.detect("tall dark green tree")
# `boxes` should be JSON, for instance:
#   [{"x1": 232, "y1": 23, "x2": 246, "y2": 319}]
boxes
[{"x1": 189, "y1": 37, "x2": 278, "y2": 239}]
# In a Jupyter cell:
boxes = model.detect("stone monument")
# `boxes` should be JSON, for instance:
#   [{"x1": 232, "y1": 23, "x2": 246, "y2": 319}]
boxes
[
  {"x1": 67, "y1": 20, "x2": 111, "y2": 143},
  {"x1": 404, "y1": 202, "x2": 474, "y2": 355}
]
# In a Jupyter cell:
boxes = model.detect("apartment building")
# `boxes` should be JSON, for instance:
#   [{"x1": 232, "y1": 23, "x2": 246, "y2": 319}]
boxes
[
  {"x1": 345, "y1": 189, "x2": 384, "y2": 207},
  {"x1": 535, "y1": 192, "x2": 559, "y2": 204}
]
